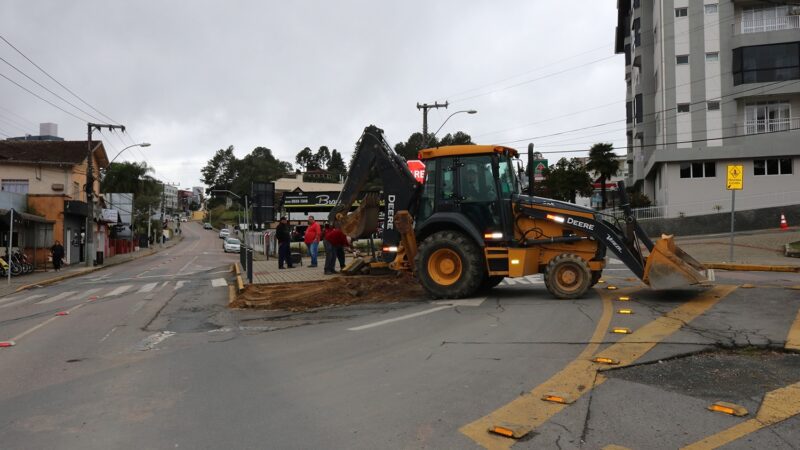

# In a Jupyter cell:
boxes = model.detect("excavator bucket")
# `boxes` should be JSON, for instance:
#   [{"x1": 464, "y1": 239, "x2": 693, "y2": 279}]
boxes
[
  {"x1": 337, "y1": 193, "x2": 380, "y2": 239},
  {"x1": 643, "y1": 234, "x2": 708, "y2": 290}
]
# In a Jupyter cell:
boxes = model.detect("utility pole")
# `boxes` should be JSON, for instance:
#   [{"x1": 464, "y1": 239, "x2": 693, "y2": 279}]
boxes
[
  {"x1": 86, "y1": 123, "x2": 125, "y2": 267},
  {"x1": 417, "y1": 101, "x2": 448, "y2": 147},
  {"x1": 147, "y1": 205, "x2": 152, "y2": 247}
]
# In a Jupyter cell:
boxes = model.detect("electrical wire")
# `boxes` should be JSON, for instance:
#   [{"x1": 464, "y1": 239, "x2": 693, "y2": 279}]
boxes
[
  {"x1": 0, "y1": 71, "x2": 90, "y2": 122},
  {"x1": 0, "y1": 34, "x2": 121, "y2": 125}
]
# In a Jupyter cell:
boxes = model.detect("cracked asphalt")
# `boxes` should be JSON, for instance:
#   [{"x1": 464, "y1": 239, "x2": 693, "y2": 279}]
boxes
[{"x1": 1, "y1": 229, "x2": 799, "y2": 449}]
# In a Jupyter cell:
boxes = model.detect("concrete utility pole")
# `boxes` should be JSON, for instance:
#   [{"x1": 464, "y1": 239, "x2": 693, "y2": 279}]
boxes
[
  {"x1": 86, "y1": 123, "x2": 125, "y2": 267},
  {"x1": 417, "y1": 101, "x2": 448, "y2": 147}
]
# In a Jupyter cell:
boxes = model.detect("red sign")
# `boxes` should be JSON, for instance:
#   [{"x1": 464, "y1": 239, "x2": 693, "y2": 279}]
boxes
[{"x1": 407, "y1": 160, "x2": 426, "y2": 183}]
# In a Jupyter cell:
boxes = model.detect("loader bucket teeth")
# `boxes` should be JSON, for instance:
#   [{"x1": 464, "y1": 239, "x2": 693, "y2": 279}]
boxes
[
  {"x1": 338, "y1": 193, "x2": 380, "y2": 239},
  {"x1": 643, "y1": 234, "x2": 708, "y2": 289}
]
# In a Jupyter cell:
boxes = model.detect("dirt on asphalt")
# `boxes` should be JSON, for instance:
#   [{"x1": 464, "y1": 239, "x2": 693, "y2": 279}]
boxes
[{"x1": 231, "y1": 274, "x2": 426, "y2": 311}]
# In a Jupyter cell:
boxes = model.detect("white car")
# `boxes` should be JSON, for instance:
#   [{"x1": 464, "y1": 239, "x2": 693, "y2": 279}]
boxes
[
  {"x1": 219, "y1": 229, "x2": 230, "y2": 239},
  {"x1": 223, "y1": 237, "x2": 241, "y2": 253}
]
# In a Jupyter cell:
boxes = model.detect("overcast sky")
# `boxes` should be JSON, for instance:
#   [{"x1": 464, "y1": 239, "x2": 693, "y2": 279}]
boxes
[{"x1": 1, "y1": 1, "x2": 624, "y2": 189}]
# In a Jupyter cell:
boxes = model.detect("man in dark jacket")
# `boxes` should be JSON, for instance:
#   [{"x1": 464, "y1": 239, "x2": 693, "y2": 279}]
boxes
[{"x1": 276, "y1": 216, "x2": 293, "y2": 269}]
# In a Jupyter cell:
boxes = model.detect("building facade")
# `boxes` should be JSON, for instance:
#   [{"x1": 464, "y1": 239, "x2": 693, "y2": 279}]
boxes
[{"x1": 616, "y1": 0, "x2": 800, "y2": 217}]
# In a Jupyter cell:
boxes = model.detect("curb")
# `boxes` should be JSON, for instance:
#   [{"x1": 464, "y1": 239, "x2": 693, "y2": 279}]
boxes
[
  {"x1": 13, "y1": 236, "x2": 185, "y2": 293},
  {"x1": 234, "y1": 263, "x2": 245, "y2": 293},
  {"x1": 703, "y1": 262, "x2": 800, "y2": 273}
]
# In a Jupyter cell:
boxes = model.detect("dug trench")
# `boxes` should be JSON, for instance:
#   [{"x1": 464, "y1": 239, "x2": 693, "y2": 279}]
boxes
[{"x1": 231, "y1": 274, "x2": 426, "y2": 311}]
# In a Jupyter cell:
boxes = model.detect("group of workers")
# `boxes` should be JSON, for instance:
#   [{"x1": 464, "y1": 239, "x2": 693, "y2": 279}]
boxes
[{"x1": 274, "y1": 215, "x2": 351, "y2": 275}]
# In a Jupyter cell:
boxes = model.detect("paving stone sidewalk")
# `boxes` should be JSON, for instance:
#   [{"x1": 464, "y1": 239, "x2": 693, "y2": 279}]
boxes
[{"x1": 250, "y1": 252, "x2": 358, "y2": 284}]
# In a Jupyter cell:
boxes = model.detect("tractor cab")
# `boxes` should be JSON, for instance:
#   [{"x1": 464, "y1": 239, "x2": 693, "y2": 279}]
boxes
[{"x1": 415, "y1": 145, "x2": 520, "y2": 246}]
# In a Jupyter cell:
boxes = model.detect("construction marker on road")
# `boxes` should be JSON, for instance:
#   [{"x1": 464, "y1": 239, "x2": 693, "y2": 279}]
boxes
[
  {"x1": 592, "y1": 357, "x2": 619, "y2": 365},
  {"x1": 607, "y1": 285, "x2": 618, "y2": 290},
  {"x1": 55, "y1": 311, "x2": 69, "y2": 316},
  {"x1": 0, "y1": 341, "x2": 15, "y2": 348},
  {"x1": 617, "y1": 309, "x2": 633, "y2": 315},
  {"x1": 708, "y1": 401, "x2": 748, "y2": 417},
  {"x1": 88, "y1": 295, "x2": 98, "y2": 301},
  {"x1": 611, "y1": 327, "x2": 632, "y2": 334}
]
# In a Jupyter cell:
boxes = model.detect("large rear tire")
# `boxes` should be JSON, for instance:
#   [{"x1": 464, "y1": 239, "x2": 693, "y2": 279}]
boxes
[
  {"x1": 544, "y1": 254, "x2": 591, "y2": 299},
  {"x1": 590, "y1": 270, "x2": 602, "y2": 287},
  {"x1": 416, "y1": 230, "x2": 485, "y2": 299},
  {"x1": 479, "y1": 275, "x2": 505, "y2": 291}
]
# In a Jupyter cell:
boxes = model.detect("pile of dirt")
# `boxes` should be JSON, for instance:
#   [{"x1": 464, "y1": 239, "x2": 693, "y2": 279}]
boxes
[{"x1": 231, "y1": 274, "x2": 426, "y2": 311}]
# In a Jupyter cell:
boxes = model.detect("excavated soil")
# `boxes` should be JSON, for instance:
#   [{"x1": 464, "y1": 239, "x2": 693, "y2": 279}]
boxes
[{"x1": 232, "y1": 274, "x2": 426, "y2": 311}]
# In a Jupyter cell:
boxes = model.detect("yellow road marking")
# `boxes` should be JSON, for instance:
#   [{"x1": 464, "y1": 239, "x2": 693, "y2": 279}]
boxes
[
  {"x1": 459, "y1": 285, "x2": 736, "y2": 449},
  {"x1": 681, "y1": 381, "x2": 800, "y2": 450},
  {"x1": 603, "y1": 446, "x2": 633, "y2": 450},
  {"x1": 785, "y1": 306, "x2": 800, "y2": 351}
]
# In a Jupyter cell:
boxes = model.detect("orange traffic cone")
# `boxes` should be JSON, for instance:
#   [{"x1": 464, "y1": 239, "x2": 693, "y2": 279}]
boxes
[{"x1": 780, "y1": 213, "x2": 789, "y2": 230}]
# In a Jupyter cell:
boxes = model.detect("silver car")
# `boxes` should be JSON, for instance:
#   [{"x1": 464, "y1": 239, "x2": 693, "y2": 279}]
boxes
[
  {"x1": 223, "y1": 237, "x2": 241, "y2": 253},
  {"x1": 219, "y1": 229, "x2": 230, "y2": 239}
]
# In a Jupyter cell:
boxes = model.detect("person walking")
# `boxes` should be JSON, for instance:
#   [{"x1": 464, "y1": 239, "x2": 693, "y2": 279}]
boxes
[
  {"x1": 50, "y1": 240, "x2": 65, "y2": 271},
  {"x1": 324, "y1": 225, "x2": 350, "y2": 274},
  {"x1": 276, "y1": 216, "x2": 293, "y2": 269},
  {"x1": 304, "y1": 215, "x2": 321, "y2": 268}
]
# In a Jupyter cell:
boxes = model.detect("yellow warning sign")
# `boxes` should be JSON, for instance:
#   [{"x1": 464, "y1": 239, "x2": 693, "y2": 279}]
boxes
[{"x1": 726, "y1": 165, "x2": 743, "y2": 190}]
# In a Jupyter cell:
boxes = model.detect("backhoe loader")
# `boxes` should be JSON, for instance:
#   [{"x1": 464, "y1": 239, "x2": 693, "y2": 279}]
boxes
[{"x1": 329, "y1": 125, "x2": 707, "y2": 299}]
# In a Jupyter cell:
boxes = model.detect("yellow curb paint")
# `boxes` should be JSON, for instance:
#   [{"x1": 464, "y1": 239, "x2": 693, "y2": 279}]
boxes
[
  {"x1": 460, "y1": 285, "x2": 737, "y2": 450},
  {"x1": 603, "y1": 446, "x2": 633, "y2": 450},
  {"x1": 682, "y1": 381, "x2": 800, "y2": 450},
  {"x1": 786, "y1": 306, "x2": 800, "y2": 351}
]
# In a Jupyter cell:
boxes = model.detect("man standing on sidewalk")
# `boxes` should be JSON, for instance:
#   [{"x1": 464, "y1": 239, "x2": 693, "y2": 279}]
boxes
[
  {"x1": 304, "y1": 215, "x2": 321, "y2": 267},
  {"x1": 324, "y1": 225, "x2": 349, "y2": 274},
  {"x1": 276, "y1": 216, "x2": 293, "y2": 269}
]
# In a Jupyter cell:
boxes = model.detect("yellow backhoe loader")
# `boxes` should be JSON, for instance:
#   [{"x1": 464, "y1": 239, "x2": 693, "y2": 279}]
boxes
[{"x1": 329, "y1": 126, "x2": 707, "y2": 299}]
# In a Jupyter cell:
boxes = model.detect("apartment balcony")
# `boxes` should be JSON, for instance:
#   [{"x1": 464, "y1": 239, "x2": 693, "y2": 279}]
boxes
[
  {"x1": 741, "y1": 15, "x2": 800, "y2": 33},
  {"x1": 743, "y1": 117, "x2": 800, "y2": 134}
]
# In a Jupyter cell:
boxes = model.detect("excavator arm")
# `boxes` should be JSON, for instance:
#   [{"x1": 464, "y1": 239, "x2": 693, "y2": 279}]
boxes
[{"x1": 328, "y1": 125, "x2": 420, "y2": 249}]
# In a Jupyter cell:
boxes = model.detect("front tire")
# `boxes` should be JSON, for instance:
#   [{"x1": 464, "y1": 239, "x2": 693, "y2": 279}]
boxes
[
  {"x1": 416, "y1": 230, "x2": 485, "y2": 299},
  {"x1": 544, "y1": 254, "x2": 591, "y2": 299}
]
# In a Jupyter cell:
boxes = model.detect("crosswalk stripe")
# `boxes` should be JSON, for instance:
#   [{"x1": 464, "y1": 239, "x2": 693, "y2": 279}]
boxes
[
  {"x1": 74, "y1": 288, "x2": 103, "y2": 300},
  {"x1": 174, "y1": 280, "x2": 187, "y2": 290},
  {"x1": 36, "y1": 291, "x2": 77, "y2": 304},
  {"x1": 104, "y1": 285, "x2": 132, "y2": 297},
  {"x1": 0, "y1": 294, "x2": 46, "y2": 309},
  {"x1": 609, "y1": 258, "x2": 623, "y2": 265},
  {"x1": 138, "y1": 282, "x2": 159, "y2": 293},
  {"x1": 211, "y1": 278, "x2": 227, "y2": 287}
]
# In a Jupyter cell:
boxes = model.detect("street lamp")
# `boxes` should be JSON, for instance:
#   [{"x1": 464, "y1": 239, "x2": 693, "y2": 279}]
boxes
[
  {"x1": 108, "y1": 142, "x2": 151, "y2": 165},
  {"x1": 432, "y1": 110, "x2": 477, "y2": 140}
]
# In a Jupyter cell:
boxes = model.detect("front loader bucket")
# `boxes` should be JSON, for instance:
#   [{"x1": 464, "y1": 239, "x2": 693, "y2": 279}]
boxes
[
  {"x1": 337, "y1": 193, "x2": 380, "y2": 239},
  {"x1": 643, "y1": 234, "x2": 708, "y2": 290}
]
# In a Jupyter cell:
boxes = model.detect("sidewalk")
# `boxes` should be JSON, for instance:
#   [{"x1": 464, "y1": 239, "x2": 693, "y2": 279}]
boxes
[
  {"x1": 250, "y1": 252, "x2": 358, "y2": 285},
  {"x1": 0, "y1": 237, "x2": 184, "y2": 298},
  {"x1": 675, "y1": 227, "x2": 800, "y2": 266}
]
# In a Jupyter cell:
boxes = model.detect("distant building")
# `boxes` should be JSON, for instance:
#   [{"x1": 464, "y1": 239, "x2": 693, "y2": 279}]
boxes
[
  {"x1": 6, "y1": 122, "x2": 65, "y2": 142},
  {"x1": 162, "y1": 184, "x2": 179, "y2": 215},
  {"x1": 615, "y1": 1, "x2": 800, "y2": 217}
]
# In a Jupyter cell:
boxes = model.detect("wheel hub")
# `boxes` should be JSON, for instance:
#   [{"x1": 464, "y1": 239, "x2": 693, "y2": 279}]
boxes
[{"x1": 428, "y1": 248, "x2": 462, "y2": 286}]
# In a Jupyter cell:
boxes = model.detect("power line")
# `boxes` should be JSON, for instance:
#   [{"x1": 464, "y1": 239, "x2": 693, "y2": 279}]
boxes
[
  {"x1": 0, "y1": 34, "x2": 121, "y2": 125},
  {"x1": 0, "y1": 71, "x2": 89, "y2": 122},
  {"x1": 0, "y1": 104, "x2": 36, "y2": 127},
  {"x1": 0, "y1": 127, "x2": 10, "y2": 138},
  {"x1": 0, "y1": 54, "x2": 107, "y2": 123},
  {"x1": 0, "y1": 114, "x2": 31, "y2": 135}
]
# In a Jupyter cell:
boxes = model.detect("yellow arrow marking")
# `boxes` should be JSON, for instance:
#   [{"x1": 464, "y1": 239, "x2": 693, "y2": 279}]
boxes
[{"x1": 785, "y1": 306, "x2": 800, "y2": 351}]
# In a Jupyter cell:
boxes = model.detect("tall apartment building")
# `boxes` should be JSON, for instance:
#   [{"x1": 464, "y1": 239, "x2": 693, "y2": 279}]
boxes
[{"x1": 615, "y1": 1, "x2": 800, "y2": 217}]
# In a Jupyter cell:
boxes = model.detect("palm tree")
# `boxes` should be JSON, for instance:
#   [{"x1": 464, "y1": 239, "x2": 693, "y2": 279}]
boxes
[{"x1": 586, "y1": 143, "x2": 620, "y2": 210}]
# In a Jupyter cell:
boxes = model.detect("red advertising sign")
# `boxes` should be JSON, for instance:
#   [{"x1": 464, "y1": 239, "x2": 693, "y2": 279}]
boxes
[{"x1": 407, "y1": 160, "x2": 426, "y2": 183}]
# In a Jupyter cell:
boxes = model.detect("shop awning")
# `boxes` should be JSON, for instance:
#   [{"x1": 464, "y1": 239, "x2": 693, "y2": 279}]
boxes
[{"x1": 0, "y1": 208, "x2": 54, "y2": 225}]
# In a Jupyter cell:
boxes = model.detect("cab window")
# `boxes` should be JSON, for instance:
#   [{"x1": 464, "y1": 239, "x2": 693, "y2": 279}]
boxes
[
  {"x1": 459, "y1": 155, "x2": 497, "y2": 202},
  {"x1": 417, "y1": 159, "x2": 437, "y2": 222}
]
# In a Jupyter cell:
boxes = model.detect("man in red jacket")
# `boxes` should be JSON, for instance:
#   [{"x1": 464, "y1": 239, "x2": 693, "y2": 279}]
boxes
[
  {"x1": 304, "y1": 216, "x2": 322, "y2": 267},
  {"x1": 324, "y1": 225, "x2": 350, "y2": 274}
]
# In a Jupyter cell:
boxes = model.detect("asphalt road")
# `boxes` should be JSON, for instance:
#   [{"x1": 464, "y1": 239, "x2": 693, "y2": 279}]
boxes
[{"x1": 1, "y1": 227, "x2": 799, "y2": 449}]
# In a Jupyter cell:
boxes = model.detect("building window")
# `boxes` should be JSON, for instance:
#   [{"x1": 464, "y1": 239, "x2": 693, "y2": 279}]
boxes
[
  {"x1": 0, "y1": 179, "x2": 28, "y2": 194},
  {"x1": 676, "y1": 55, "x2": 689, "y2": 65},
  {"x1": 633, "y1": 0, "x2": 640, "y2": 8},
  {"x1": 677, "y1": 103, "x2": 691, "y2": 113},
  {"x1": 680, "y1": 162, "x2": 716, "y2": 178},
  {"x1": 626, "y1": 101, "x2": 633, "y2": 124},
  {"x1": 633, "y1": 18, "x2": 641, "y2": 46},
  {"x1": 634, "y1": 93, "x2": 643, "y2": 123},
  {"x1": 704, "y1": 4, "x2": 718, "y2": 14},
  {"x1": 754, "y1": 158, "x2": 792, "y2": 175},
  {"x1": 707, "y1": 101, "x2": 720, "y2": 111},
  {"x1": 675, "y1": 7, "x2": 688, "y2": 17},
  {"x1": 705, "y1": 52, "x2": 719, "y2": 62},
  {"x1": 732, "y1": 42, "x2": 800, "y2": 85},
  {"x1": 72, "y1": 182, "x2": 80, "y2": 199},
  {"x1": 745, "y1": 101, "x2": 791, "y2": 133},
  {"x1": 741, "y1": 5, "x2": 798, "y2": 34}
]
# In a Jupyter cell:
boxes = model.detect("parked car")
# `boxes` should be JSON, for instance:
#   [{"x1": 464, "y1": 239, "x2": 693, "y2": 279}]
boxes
[
  {"x1": 203, "y1": 222, "x2": 212, "y2": 230},
  {"x1": 181, "y1": 217, "x2": 188, "y2": 222},
  {"x1": 219, "y1": 229, "x2": 230, "y2": 239},
  {"x1": 223, "y1": 237, "x2": 241, "y2": 253}
]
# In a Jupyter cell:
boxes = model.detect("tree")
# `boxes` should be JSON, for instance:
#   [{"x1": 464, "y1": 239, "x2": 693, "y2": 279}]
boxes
[
  {"x1": 200, "y1": 146, "x2": 238, "y2": 194},
  {"x1": 315, "y1": 146, "x2": 331, "y2": 169},
  {"x1": 328, "y1": 149, "x2": 347, "y2": 175},
  {"x1": 438, "y1": 131, "x2": 474, "y2": 146},
  {"x1": 542, "y1": 158, "x2": 593, "y2": 203},
  {"x1": 231, "y1": 146, "x2": 292, "y2": 199},
  {"x1": 100, "y1": 161, "x2": 162, "y2": 234},
  {"x1": 295, "y1": 147, "x2": 319, "y2": 171},
  {"x1": 394, "y1": 130, "x2": 474, "y2": 161},
  {"x1": 585, "y1": 143, "x2": 620, "y2": 210}
]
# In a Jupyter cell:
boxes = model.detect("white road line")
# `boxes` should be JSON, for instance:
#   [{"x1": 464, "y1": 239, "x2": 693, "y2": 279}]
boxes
[
  {"x1": 348, "y1": 305, "x2": 454, "y2": 331},
  {"x1": 524, "y1": 274, "x2": 544, "y2": 284},
  {"x1": 137, "y1": 282, "x2": 158, "y2": 293},
  {"x1": 211, "y1": 278, "x2": 227, "y2": 287},
  {"x1": 609, "y1": 258, "x2": 624, "y2": 265},
  {"x1": 75, "y1": 288, "x2": 102, "y2": 300},
  {"x1": 104, "y1": 285, "x2": 132, "y2": 297},
  {"x1": 0, "y1": 294, "x2": 46, "y2": 309},
  {"x1": 433, "y1": 298, "x2": 487, "y2": 307},
  {"x1": 0, "y1": 294, "x2": 23, "y2": 306},
  {"x1": 503, "y1": 278, "x2": 529, "y2": 285},
  {"x1": 174, "y1": 280, "x2": 188, "y2": 290},
  {"x1": 36, "y1": 291, "x2": 78, "y2": 304}
]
